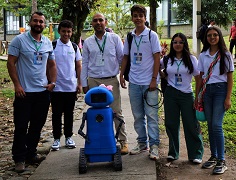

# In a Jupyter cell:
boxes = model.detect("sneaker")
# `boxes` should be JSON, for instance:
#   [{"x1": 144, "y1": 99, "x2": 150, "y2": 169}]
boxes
[
  {"x1": 192, "y1": 159, "x2": 202, "y2": 164},
  {"x1": 213, "y1": 160, "x2": 228, "y2": 174},
  {"x1": 149, "y1": 145, "x2": 159, "y2": 160},
  {"x1": 15, "y1": 162, "x2": 25, "y2": 173},
  {"x1": 120, "y1": 142, "x2": 129, "y2": 155},
  {"x1": 65, "y1": 137, "x2": 76, "y2": 148},
  {"x1": 167, "y1": 155, "x2": 176, "y2": 161},
  {"x1": 26, "y1": 154, "x2": 46, "y2": 164},
  {"x1": 202, "y1": 156, "x2": 217, "y2": 169},
  {"x1": 51, "y1": 139, "x2": 60, "y2": 151},
  {"x1": 130, "y1": 143, "x2": 148, "y2": 155}
]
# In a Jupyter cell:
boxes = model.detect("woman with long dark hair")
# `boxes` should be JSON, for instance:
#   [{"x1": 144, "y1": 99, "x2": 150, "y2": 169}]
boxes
[
  {"x1": 197, "y1": 26, "x2": 234, "y2": 174},
  {"x1": 161, "y1": 33, "x2": 204, "y2": 163}
]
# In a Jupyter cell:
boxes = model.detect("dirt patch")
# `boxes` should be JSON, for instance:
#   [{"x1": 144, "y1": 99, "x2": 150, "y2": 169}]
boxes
[{"x1": 157, "y1": 115, "x2": 236, "y2": 180}]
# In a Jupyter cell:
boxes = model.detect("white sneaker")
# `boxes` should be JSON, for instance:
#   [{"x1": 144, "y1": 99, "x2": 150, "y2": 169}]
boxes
[
  {"x1": 193, "y1": 159, "x2": 202, "y2": 164},
  {"x1": 51, "y1": 139, "x2": 60, "y2": 151},
  {"x1": 65, "y1": 137, "x2": 76, "y2": 149},
  {"x1": 149, "y1": 145, "x2": 159, "y2": 160},
  {"x1": 130, "y1": 143, "x2": 148, "y2": 155},
  {"x1": 167, "y1": 155, "x2": 175, "y2": 160}
]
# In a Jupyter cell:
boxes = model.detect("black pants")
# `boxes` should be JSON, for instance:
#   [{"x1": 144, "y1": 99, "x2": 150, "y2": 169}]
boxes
[
  {"x1": 50, "y1": 92, "x2": 77, "y2": 139},
  {"x1": 12, "y1": 91, "x2": 50, "y2": 163},
  {"x1": 229, "y1": 39, "x2": 236, "y2": 58}
]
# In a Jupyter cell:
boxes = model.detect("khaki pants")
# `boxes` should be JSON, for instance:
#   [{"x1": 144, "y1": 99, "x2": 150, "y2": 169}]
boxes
[{"x1": 87, "y1": 76, "x2": 128, "y2": 143}]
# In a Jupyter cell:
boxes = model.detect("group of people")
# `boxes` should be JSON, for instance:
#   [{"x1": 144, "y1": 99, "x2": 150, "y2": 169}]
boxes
[{"x1": 7, "y1": 4, "x2": 234, "y2": 176}]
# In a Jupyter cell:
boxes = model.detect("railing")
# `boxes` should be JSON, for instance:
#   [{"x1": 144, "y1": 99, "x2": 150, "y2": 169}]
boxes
[{"x1": 0, "y1": 40, "x2": 10, "y2": 55}]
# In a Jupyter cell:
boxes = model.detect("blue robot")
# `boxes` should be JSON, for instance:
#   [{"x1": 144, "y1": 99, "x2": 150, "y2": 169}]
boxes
[{"x1": 78, "y1": 86, "x2": 123, "y2": 174}]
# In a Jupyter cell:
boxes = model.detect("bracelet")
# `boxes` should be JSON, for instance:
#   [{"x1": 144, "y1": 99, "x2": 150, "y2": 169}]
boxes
[
  {"x1": 152, "y1": 77, "x2": 157, "y2": 79},
  {"x1": 50, "y1": 82, "x2": 56, "y2": 87}
]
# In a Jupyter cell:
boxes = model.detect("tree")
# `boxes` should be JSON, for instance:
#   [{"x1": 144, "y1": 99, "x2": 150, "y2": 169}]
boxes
[
  {"x1": 61, "y1": 0, "x2": 97, "y2": 43},
  {"x1": 86, "y1": 0, "x2": 133, "y2": 38},
  {"x1": 32, "y1": 0, "x2": 37, "y2": 13},
  {"x1": 172, "y1": 0, "x2": 236, "y2": 28}
]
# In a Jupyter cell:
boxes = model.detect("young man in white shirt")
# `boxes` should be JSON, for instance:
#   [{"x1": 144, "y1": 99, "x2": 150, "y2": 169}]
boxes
[
  {"x1": 120, "y1": 4, "x2": 162, "y2": 160},
  {"x1": 51, "y1": 20, "x2": 82, "y2": 151}
]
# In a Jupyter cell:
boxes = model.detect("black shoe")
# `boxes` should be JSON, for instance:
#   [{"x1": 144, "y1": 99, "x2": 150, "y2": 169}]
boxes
[
  {"x1": 15, "y1": 162, "x2": 25, "y2": 173},
  {"x1": 202, "y1": 156, "x2": 217, "y2": 169},
  {"x1": 26, "y1": 154, "x2": 46, "y2": 164},
  {"x1": 213, "y1": 160, "x2": 228, "y2": 174}
]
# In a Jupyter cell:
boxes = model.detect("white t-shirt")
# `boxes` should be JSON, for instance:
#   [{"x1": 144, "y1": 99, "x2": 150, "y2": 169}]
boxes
[
  {"x1": 53, "y1": 39, "x2": 82, "y2": 92},
  {"x1": 198, "y1": 49, "x2": 234, "y2": 84},
  {"x1": 160, "y1": 55, "x2": 199, "y2": 93},
  {"x1": 123, "y1": 27, "x2": 162, "y2": 85}
]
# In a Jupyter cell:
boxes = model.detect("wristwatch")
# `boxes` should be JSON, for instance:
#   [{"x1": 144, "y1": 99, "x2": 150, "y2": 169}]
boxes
[{"x1": 50, "y1": 82, "x2": 56, "y2": 87}]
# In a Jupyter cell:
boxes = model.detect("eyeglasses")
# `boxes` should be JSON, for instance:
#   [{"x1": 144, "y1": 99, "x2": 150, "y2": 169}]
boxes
[
  {"x1": 32, "y1": 19, "x2": 44, "y2": 24},
  {"x1": 207, "y1": 33, "x2": 219, "y2": 38},
  {"x1": 172, "y1": 41, "x2": 184, "y2": 44},
  {"x1": 92, "y1": 18, "x2": 104, "y2": 22}
]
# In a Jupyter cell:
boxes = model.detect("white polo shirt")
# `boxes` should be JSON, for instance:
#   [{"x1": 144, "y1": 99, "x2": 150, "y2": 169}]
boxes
[
  {"x1": 198, "y1": 49, "x2": 234, "y2": 84},
  {"x1": 160, "y1": 55, "x2": 199, "y2": 93},
  {"x1": 123, "y1": 27, "x2": 162, "y2": 85},
  {"x1": 53, "y1": 39, "x2": 82, "y2": 92}
]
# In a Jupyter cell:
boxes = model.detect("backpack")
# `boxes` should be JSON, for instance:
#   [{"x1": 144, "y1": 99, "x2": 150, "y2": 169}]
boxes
[
  {"x1": 52, "y1": 40, "x2": 78, "y2": 53},
  {"x1": 196, "y1": 26, "x2": 203, "y2": 39},
  {"x1": 124, "y1": 30, "x2": 152, "y2": 81},
  {"x1": 160, "y1": 55, "x2": 169, "y2": 95}
]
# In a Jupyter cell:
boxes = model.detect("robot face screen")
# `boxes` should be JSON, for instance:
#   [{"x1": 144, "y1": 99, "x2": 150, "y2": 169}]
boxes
[{"x1": 91, "y1": 93, "x2": 107, "y2": 103}]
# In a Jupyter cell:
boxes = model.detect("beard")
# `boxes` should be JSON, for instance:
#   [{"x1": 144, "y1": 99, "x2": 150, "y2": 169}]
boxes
[{"x1": 31, "y1": 25, "x2": 44, "y2": 34}]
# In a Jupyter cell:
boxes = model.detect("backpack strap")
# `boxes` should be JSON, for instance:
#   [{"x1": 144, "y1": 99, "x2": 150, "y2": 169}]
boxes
[
  {"x1": 127, "y1": 32, "x2": 133, "y2": 54},
  {"x1": 52, "y1": 40, "x2": 77, "y2": 54},
  {"x1": 71, "y1": 42, "x2": 78, "y2": 53},
  {"x1": 52, "y1": 40, "x2": 57, "y2": 50},
  {"x1": 149, "y1": 29, "x2": 151, "y2": 42},
  {"x1": 163, "y1": 55, "x2": 169, "y2": 76}
]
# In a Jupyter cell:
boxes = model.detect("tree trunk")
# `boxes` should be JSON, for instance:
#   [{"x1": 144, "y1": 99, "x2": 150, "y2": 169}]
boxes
[
  {"x1": 149, "y1": 0, "x2": 157, "y2": 32},
  {"x1": 61, "y1": 0, "x2": 92, "y2": 43},
  {"x1": 32, "y1": 0, "x2": 37, "y2": 13}
]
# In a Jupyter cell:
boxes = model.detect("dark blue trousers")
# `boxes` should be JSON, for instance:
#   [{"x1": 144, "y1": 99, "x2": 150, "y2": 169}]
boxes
[{"x1": 12, "y1": 91, "x2": 50, "y2": 163}]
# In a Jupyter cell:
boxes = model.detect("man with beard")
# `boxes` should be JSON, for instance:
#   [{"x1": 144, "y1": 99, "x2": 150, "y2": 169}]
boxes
[
  {"x1": 7, "y1": 11, "x2": 57, "y2": 173},
  {"x1": 81, "y1": 13, "x2": 129, "y2": 155}
]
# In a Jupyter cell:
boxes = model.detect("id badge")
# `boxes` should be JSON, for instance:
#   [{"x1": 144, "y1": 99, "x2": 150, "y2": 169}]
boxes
[
  {"x1": 33, "y1": 52, "x2": 43, "y2": 65},
  {"x1": 95, "y1": 54, "x2": 105, "y2": 66},
  {"x1": 133, "y1": 52, "x2": 142, "y2": 64},
  {"x1": 175, "y1": 74, "x2": 182, "y2": 86}
]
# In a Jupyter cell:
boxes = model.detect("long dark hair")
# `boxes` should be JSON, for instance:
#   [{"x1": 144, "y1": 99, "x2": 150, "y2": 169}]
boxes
[
  {"x1": 201, "y1": 26, "x2": 230, "y2": 75},
  {"x1": 167, "y1": 33, "x2": 193, "y2": 74}
]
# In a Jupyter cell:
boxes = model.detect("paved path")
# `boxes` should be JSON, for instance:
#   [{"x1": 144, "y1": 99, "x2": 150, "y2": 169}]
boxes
[{"x1": 28, "y1": 87, "x2": 157, "y2": 180}]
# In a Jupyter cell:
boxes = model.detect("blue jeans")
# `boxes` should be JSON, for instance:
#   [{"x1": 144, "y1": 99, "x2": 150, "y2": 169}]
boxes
[
  {"x1": 203, "y1": 82, "x2": 227, "y2": 160},
  {"x1": 128, "y1": 83, "x2": 160, "y2": 147}
]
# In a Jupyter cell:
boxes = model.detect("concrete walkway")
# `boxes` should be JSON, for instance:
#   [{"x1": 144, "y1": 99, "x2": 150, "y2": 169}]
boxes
[{"x1": 28, "y1": 87, "x2": 157, "y2": 180}]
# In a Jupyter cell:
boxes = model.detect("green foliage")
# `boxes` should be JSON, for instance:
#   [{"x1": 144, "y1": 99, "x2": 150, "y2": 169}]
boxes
[
  {"x1": 157, "y1": 20, "x2": 164, "y2": 39},
  {"x1": 172, "y1": 0, "x2": 236, "y2": 28},
  {"x1": 1, "y1": 89, "x2": 14, "y2": 98},
  {"x1": 87, "y1": 0, "x2": 134, "y2": 38}
]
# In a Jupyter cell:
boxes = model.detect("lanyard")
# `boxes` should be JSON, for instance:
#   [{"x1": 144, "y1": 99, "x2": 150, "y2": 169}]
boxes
[
  {"x1": 134, "y1": 35, "x2": 143, "y2": 52},
  {"x1": 95, "y1": 33, "x2": 107, "y2": 55},
  {"x1": 175, "y1": 60, "x2": 182, "y2": 74},
  {"x1": 28, "y1": 32, "x2": 42, "y2": 52}
]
